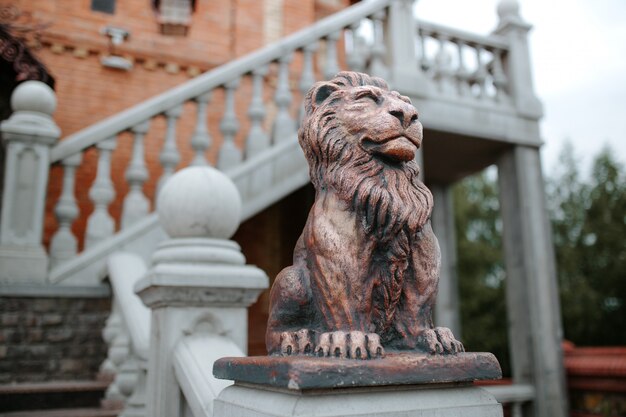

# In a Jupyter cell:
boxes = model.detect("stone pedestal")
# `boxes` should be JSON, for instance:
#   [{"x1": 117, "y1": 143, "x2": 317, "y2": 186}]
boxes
[
  {"x1": 214, "y1": 353, "x2": 503, "y2": 417},
  {"x1": 0, "y1": 81, "x2": 60, "y2": 283},
  {"x1": 216, "y1": 384, "x2": 502, "y2": 417}
]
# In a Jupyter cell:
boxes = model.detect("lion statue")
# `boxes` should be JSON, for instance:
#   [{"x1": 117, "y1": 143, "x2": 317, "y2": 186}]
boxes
[{"x1": 266, "y1": 71, "x2": 464, "y2": 359}]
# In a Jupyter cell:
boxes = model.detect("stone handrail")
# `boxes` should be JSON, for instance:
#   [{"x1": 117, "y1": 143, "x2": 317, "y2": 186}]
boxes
[
  {"x1": 484, "y1": 383, "x2": 535, "y2": 417},
  {"x1": 173, "y1": 334, "x2": 243, "y2": 417}
]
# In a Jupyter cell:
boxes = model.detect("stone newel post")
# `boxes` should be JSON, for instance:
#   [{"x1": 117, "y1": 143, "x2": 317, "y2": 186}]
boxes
[
  {"x1": 0, "y1": 81, "x2": 60, "y2": 283},
  {"x1": 135, "y1": 166, "x2": 268, "y2": 417},
  {"x1": 493, "y1": 0, "x2": 543, "y2": 119}
]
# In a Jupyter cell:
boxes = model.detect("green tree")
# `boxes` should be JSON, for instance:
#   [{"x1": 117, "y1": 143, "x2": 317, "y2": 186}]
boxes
[
  {"x1": 548, "y1": 144, "x2": 626, "y2": 345},
  {"x1": 453, "y1": 170, "x2": 510, "y2": 375}
]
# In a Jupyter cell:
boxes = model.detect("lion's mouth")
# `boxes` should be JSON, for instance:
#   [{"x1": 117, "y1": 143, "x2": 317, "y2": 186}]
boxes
[{"x1": 360, "y1": 135, "x2": 417, "y2": 163}]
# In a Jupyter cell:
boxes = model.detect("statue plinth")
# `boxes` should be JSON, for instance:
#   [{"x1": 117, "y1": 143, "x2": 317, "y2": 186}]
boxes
[
  {"x1": 213, "y1": 354, "x2": 503, "y2": 417},
  {"x1": 213, "y1": 352, "x2": 501, "y2": 390}
]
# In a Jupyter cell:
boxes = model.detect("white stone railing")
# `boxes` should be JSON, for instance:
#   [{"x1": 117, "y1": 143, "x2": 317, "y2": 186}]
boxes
[
  {"x1": 99, "y1": 252, "x2": 151, "y2": 416},
  {"x1": 416, "y1": 19, "x2": 511, "y2": 104},
  {"x1": 44, "y1": 0, "x2": 401, "y2": 270},
  {"x1": 485, "y1": 383, "x2": 535, "y2": 417}
]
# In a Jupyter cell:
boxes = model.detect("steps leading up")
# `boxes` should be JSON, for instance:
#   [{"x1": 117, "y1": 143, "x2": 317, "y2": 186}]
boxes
[{"x1": 0, "y1": 381, "x2": 115, "y2": 415}]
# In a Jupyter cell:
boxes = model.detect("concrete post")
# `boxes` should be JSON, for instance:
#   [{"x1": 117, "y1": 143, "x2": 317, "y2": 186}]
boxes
[
  {"x1": 497, "y1": 145, "x2": 568, "y2": 417},
  {"x1": 135, "y1": 166, "x2": 268, "y2": 417},
  {"x1": 493, "y1": 0, "x2": 543, "y2": 119},
  {"x1": 385, "y1": 0, "x2": 431, "y2": 97},
  {"x1": 431, "y1": 184, "x2": 461, "y2": 337},
  {"x1": 0, "y1": 81, "x2": 60, "y2": 283}
]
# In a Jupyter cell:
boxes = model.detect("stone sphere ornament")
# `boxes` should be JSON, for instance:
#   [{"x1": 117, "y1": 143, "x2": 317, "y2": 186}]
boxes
[
  {"x1": 157, "y1": 166, "x2": 241, "y2": 239},
  {"x1": 11, "y1": 80, "x2": 57, "y2": 115}
]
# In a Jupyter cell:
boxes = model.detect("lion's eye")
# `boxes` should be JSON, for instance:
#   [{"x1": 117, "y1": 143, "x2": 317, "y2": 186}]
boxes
[{"x1": 355, "y1": 91, "x2": 379, "y2": 103}]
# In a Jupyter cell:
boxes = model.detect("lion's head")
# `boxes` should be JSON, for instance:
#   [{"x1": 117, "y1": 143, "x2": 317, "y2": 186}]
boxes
[{"x1": 299, "y1": 71, "x2": 433, "y2": 237}]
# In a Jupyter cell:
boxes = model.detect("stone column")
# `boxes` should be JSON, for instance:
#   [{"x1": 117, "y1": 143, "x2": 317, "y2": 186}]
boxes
[
  {"x1": 0, "y1": 81, "x2": 60, "y2": 283},
  {"x1": 497, "y1": 145, "x2": 568, "y2": 417},
  {"x1": 431, "y1": 184, "x2": 461, "y2": 337},
  {"x1": 135, "y1": 166, "x2": 268, "y2": 417}
]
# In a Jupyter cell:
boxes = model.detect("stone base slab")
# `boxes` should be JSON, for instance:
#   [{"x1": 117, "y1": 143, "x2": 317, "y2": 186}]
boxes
[
  {"x1": 214, "y1": 383, "x2": 504, "y2": 417},
  {"x1": 213, "y1": 352, "x2": 501, "y2": 390}
]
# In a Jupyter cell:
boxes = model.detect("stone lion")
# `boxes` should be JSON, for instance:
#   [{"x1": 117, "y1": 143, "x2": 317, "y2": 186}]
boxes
[{"x1": 266, "y1": 72, "x2": 463, "y2": 359}]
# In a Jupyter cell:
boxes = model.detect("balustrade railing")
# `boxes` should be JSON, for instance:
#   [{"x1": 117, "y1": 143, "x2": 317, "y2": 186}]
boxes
[
  {"x1": 416, "y1": 19, "x2": 511, "y2": 103},
  {"x1": 45, "y1": 0, "x2": 397, "y2": 269}
]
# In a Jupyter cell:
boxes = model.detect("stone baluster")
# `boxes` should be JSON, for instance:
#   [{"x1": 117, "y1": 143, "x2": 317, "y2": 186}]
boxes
[
  {"x1": 246, "y1": 67, "x2": 270, "y2": 158},
  {"x1": 218, "y1": 78, "x2": 242, "y2": 170},
  {"x1": 157, "y1": 105, "x2": 182, "y2": 195},
  {"x1": 298, "y1": 44, "x2": 317, "y2": 125},
  {"x1": 49, "y1": 153, "x2": 82, "y2": 268},
  {"x1": 100, "y1": 303, "x2": 123, "y2": 377},
  {"x1": 0, "y1": 81, "x2": 60, "y2": 283},
  {"x1": 472, "y1": 46, "x2": 487, "y2": 99},
  {"x1": 85, "y1": 137, "x2": 117, "y2": 249},
  {"x1": 491, "y1": 48, "x2": 508, "y2": 102},
  {"x1": 323, "y1": 31, "x2": 341, "y2": 80},
  {"x1": 455, "y1": 40, "x2": 470, "y2": 96},
  {"x1": 102, "y1": 330, "x2": 132, "y2": 409},
  {"x1": 121, "y1": 121, "x2": 150, "y2": 229},
  {"x1": 190, "y1": 92, "x2": 212, "y2": 166},
  {"x1": 369, "y1": 9, "x2": 388, "y2": 79},
  {"x1": 418, "y1": 29, "x2": 431, "y2": 72},
  {"x1": 346, "y1": 22, "x2": 366, "y2": 73},
  {"x1": 120, "y1": 357, "x2": 147, "y2": 417},
  {"x1": 271, "y1": 53, "x2": 296, "y2": 144},
  {"x1": 433, "y1": 33, "x2": 455, "y2": 94}
]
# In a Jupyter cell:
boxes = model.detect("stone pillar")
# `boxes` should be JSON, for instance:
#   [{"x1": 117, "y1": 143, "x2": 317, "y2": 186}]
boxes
[
  {"x1": 431, "y1": 184, "x2": 461, "y2": 337},
  {"x1": 0, "y1": 81, "x2": 60, "y2": 283},
  {"x1": 385, "y1": 0, "x2": 431, "y2": 97},
  {"x1": 493, "y1": 0, "x2": 543, "y2": 119},
  {"x1": 497, "y1": 145, "x2": 568, "y2": 417},
  {"x1": 135, "y1": 166, "x2": 268, "y2": 417}
]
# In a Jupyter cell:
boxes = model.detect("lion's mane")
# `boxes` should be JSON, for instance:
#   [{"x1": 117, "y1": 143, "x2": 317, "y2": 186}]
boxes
[{"x1": 299, "y1": 72, "x2": 434, "y2": 239}]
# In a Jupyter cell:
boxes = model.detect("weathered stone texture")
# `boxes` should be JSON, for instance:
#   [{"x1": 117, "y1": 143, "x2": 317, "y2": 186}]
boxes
[{"x1": 0, "y1": 296, "x2": 111, "y2": 383}]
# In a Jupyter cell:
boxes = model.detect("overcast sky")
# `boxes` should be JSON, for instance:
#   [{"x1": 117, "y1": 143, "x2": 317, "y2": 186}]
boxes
[{"x1": 414, "y1": 0, "x2": 626, "y2": 177}]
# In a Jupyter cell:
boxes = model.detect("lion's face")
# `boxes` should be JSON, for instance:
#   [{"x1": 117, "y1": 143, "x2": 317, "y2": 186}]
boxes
[
  {"x1": 299, "y1": 72, "x2": 433, "y2": 237},
  {"x1": 330, "y1": 85, "x2": 423, "y2": 164}
]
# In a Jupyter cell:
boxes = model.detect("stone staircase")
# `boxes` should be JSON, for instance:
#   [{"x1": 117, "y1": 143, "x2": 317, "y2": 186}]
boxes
[
  {"x1": 0, "y1": 0, "x2": 565, "y2": 416},
  {"x1": 0, "y1": 381, "x2": 117, "y2": 417}
]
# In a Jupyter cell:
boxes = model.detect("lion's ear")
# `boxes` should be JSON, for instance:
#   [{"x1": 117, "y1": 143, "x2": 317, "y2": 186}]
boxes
[{"x1": 306, "y1": 82, "x2": 339, "y2": 113}]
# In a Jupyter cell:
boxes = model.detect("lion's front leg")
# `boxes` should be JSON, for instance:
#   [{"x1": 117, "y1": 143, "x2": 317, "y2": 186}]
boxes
[
  {"x1": 394, "y1": 222, "x2": 464, "y2": 355},
  {"x1": 266, "y1": 263, "x2": 317, "y2": 356}
]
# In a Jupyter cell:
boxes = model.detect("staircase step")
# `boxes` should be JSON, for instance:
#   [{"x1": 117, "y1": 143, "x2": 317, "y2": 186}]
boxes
[
  {"x1": 0, "y1": 381, "x2": 109, "y2": 413},
  {"x1": 0, "y1": 407, "x2": 118, "y2": 417}
]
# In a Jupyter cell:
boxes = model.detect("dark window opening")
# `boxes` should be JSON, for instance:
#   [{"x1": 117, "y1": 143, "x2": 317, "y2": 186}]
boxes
[{"x1": 91, "y1": 0, "x2": 115, "y2": 14}]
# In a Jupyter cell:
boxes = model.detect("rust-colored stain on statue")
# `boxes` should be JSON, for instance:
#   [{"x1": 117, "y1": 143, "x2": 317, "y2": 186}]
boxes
[{"x1": 266, "y1": 71, "x2": 463, "y2": 359}]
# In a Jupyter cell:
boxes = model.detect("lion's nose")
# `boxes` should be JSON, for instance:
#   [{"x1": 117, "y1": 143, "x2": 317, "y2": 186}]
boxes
[{"x1": 388, "y1": 104, "x2": 418, "y2": 129}]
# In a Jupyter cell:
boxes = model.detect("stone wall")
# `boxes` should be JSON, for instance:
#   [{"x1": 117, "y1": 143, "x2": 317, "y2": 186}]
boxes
[{"x1": 0, "y1": 295, "x2": 111, "y2": 383}]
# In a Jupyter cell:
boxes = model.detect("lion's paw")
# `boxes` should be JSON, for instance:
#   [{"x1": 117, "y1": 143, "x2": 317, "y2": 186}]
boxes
[
  {"x1": 316, "y1": 331, "x2": 385, "y2": 359},
  {"x1": 417, "y1": 327, "x2": 464, "y2": 355},
  {"x1": 279, "y1": 329, "x2": 315, "y2": 356}
]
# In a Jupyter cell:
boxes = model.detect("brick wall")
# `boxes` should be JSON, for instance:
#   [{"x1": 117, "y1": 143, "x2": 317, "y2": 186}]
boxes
[{"x1": 0, "y1": 295, "x2": 111, "y2": 383}]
